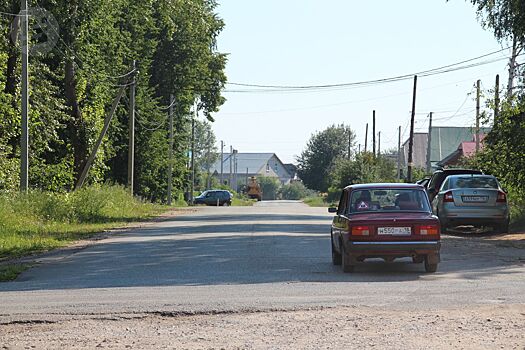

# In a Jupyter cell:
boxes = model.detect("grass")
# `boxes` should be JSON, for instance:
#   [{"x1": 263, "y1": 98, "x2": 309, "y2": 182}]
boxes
[
  {"x1": 0, "y1": 264, "x2": 32, "y2": 282},
  {"x1": 0, "y1": 185, "x2": 166, "y2": 261},
  {"x1": 303, "y1": 196, "x2": 331, "y2": 207},
  {"x1": 232, "y1": 197, "x2": 257, "y2": 206}
]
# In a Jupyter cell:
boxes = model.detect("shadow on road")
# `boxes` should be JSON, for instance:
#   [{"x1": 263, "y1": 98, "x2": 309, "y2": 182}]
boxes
[{"x1": 1, "y1": 212, "x2": 523, "y2": 292}]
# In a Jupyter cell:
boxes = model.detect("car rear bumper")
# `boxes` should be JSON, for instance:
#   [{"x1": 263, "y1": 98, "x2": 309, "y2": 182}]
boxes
[{"x1": 344, "y1": 240, "x2": 441, "y2": 260}]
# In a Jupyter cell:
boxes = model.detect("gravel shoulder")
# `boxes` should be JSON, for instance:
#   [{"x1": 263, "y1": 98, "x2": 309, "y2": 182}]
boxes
[{"x1": 2, "y1": 305, "x2": 524, "y2": 349}]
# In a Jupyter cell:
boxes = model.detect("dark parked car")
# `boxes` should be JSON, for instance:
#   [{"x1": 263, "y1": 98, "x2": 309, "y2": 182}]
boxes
[
  {"x1": 329, "y1": 183, "x2": 441, "y2": 273},
  {"x1": 426, "y1": 168, "x2": 483, "y2": 202},
  {"x1": 432, "y1": 174, "x2": 510, "y2": 233},
  {"x1": 194, "y1": 190, "x2": 233, "y2": 206}
]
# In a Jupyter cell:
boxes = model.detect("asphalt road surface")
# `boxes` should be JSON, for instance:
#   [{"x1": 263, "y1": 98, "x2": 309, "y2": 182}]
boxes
[{"x1": 1, "y1": 201, "x2": 525, "y2": 322}]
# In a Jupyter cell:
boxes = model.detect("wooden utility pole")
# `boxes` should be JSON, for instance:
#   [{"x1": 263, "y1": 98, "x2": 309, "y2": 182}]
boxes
[
  {"x1": 494, "y1": 74, "x2": 500, "y2": 124},
  {"x1": 378, "y1": 131, "x2": 381, "y2": 156},
  {"x1": 407, "y1": 75, "x2": 418, "y2": 183},
  {"x1": 220, "y1": 141, "x2": 224, "y2": 185},
  {"x1": 167, "y1": 94, "x2": 174, "y2": 205},
  {"x1": 229, "y1": 145, "x2": 233, "y2": 187},
  {"x1": 347, "y1": 128, "x2": 352, "y2": 160},
  {"x1": 20, "y1": 0, "x2": 29, "y2": 192},
  {"x1": 476, "y1": 79, "x2": 481, "y2": 153},
  {"x1": 127, "y1": 60, "x2": 136, "y2": 195},
  {"x1": 190, "y1": 104, "x2": 196, "y2": 205},
  {"x1": 372, "y1": 111, "x2": 376, "y2": 157},
  {"x1": 364, "y1": 123, "x2": 368, "y2": 153},
  {"x1": 426, "y1": 112, "x2": 433, "y2": 173},
  {"x1": 76, "y1": 86, "x2": 127, "y2": 189},
  {"x1": 397, "y1": 126, "x2": 401, "y2": 180}
]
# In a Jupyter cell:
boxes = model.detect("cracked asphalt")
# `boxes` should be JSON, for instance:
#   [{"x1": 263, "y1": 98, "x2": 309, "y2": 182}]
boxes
[{"x1": 1, "y1": 201, "x2": 524, "y2": 349}]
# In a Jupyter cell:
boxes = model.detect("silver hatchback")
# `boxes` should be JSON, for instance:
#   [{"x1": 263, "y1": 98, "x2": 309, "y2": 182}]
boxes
[{"x1": 432, "y1": 175, "x2": 510, "y2": 233}]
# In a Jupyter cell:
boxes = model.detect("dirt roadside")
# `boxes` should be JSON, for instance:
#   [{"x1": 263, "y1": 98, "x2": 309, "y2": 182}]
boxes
[{"x1": 1, "y1": 305, "x2": 524, "y2": 349}]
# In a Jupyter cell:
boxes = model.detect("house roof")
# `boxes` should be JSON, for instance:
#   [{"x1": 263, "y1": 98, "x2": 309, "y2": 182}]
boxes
[
  {"x1": 430, "y1": 126, "x2": 491, "y2": 164},
  {"x1": 210, "y1": 153, "x2": 292, "y2": 178}
]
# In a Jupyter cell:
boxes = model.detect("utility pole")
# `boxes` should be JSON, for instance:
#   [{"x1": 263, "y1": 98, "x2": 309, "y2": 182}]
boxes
[
  {"x1": 494, "y1": 74, "x2": 500, "y2": 125},
  {"x1": 347, "y1": 128, "x2": 352, "y2": 160},
  {"x1": 407, "y1": 75, "x2": 418, "y2": 183},
  {"x1": 378, "y1": 131, "x2": 381, "y2": 156},
  {"x1": 508, "y1": 36, "x2": 518, "y2": 98},
  {"x1": 233, "y1": 150, "x2": 238, "y2": 191},
  {"x1": 476, "y1": 79, "x2": 481, "y2": 153},
  {"x1": 426, "y1": 112, "x2": 433, "y2": 173},
  {"x1": 364, "y1": 123, "x2": 368, "y2": 153},
  {"x1": 167, "y1": 94, "x2": 174, "y2": 205},
  {"x1": 397, "y1": 126, "x2": 401, "y2": 180},
  {"x1": 229, "y1": 145, "x2": 233, "y2": 187},
  {"x1": 372, "y1": 111, "x2": 376, "y2": 157},
  {"x1": 190, "y1": 104, "x2": 196, "y2": 205},
  {"x1": 76, "y1": 86, "x2": 127, "y2": 189},
  {"x1": 220, "y1": 141, "x2": 224, "y2": 185},
  {"x1": 358, "y1": 144, "x2": 361, "y2": 154},
  {"x1": 20, "y1": 0, "x2": 29, "y2": 192},
  {"x1": 127, "y1": 60, "x2": 136, "y2": 195}
]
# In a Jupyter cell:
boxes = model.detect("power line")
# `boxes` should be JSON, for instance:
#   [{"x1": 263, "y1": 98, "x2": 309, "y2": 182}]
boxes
[{"x1": 226, "y1": 47, "x2": 513, "y2": 92}]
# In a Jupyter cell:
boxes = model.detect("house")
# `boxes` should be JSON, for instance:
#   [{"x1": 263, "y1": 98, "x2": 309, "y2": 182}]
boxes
[
  {"x1": 429, "y1": 126, "x2": 491, "y2": 169},
  {"x1": 210, "y1": 153, "x2": 294, "y2": 190},
  {"x1": 400, "y1": 133, "x2": 428, "y2": 170},
  {"x1": 437, "y1": 134, "x2": 487, "y2": 167}
]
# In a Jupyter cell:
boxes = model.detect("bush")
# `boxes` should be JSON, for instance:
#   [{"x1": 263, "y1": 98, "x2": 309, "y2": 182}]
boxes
[
  {"x1": 280, "y1": 182, "x2": 310, "y2": 200},
  {"x1": 258, "y1": 177, "x2": 281, "y2": 200}
]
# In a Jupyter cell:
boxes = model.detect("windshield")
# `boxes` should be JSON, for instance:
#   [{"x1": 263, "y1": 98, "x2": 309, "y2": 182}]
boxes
[
  {"x1": 349, "y1": 188, "x2": 431, "y2": 214},
  {"x1": 451, "y1": 176, "x2": 499, "y2": 189}
]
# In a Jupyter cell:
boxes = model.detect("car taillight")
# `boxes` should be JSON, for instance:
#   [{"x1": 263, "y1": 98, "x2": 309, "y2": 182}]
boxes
[
  {"x1": 497, "y1": 191, "x2": 507, "y2": 203},
  {"x1": 351, "y1": 226, "x2": 370, "y2": 236},
  {"x1": 443, "y1": 191, "x2": 454, "y2": 203},
  {"x1": 417, "y1": 225, "x2": 439, "y2": 236}
]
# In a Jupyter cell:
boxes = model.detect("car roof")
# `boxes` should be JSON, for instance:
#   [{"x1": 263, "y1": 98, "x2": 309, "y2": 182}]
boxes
[
  {"x1": 435, "y1": 169, "x2": 482, "y2": 174},
  {"x1": 344, "y1": 183, "x2": 424, "y2": 191},
  {"x1": 446, "y1": 174, "x2": 496, "y2": 179}
]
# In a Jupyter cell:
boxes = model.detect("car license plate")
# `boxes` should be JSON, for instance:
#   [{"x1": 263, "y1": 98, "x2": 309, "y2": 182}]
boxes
[
  {"x1": 378, "y1": 227, "x2": 411, "y2": 235},
  {"x1": 462, "y1": 196, "x2": 488, "y2": 203}
]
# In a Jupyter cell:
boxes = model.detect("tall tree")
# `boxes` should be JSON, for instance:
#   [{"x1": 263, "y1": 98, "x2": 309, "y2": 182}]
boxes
[{"x1": 297, "y1": 124, "x2": 356, "y2": 192}]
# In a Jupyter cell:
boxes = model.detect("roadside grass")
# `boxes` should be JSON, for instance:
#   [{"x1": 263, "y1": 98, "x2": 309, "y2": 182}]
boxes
[
  {"x1": 0, "y1": 185, "x2": 166, "y2": 262},
  {"x1": 0, "y1": 264, "x2": 32, "y2": 282},
  {"x1": 303, "y1": 196, "x2": 330, "y2": 207},
  {"x1": 232, "y1": 197, "x2": 256, "y2": 206}
]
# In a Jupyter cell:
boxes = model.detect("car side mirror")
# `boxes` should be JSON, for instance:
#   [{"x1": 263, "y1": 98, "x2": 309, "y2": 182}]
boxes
[{"x1": 328, "y1": 207, "x2": 338, "y2": 214}]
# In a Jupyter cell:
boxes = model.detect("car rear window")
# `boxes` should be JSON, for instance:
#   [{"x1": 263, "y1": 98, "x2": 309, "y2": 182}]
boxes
[
  {"x1": 349, "y1": 189, "x2": 431, "y2": 214},
  {"x1": 451, "y1": 177, "x2": 499, "y2": 189}
]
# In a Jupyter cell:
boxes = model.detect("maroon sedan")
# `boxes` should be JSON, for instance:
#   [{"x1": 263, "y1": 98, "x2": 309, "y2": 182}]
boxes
[{"x1": 329, "y1": 183, "x2": 441, "y2": 273}]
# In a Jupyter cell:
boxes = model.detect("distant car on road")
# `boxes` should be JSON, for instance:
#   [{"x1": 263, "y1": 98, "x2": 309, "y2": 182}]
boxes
[
  {"x1": 426, "y1": 168, "x2": 483, "y2": 202},
  {"x1": 432, "y1": 174, "x2": 510, "y2": 233},
  {"x1": 329, "y1": 183, "x2": 441, "y2": 273},
  {"x1": 194, "y1": 190, "x2": 233, "y2": 206}
]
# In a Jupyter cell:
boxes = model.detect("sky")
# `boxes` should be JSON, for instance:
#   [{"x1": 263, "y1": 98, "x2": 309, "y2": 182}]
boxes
[{"x1": 211, "y1": 0, "x2": 511, "y2": 164}]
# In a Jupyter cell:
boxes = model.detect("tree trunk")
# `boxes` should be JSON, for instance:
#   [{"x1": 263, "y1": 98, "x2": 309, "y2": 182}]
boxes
[
  {"x1": 507, "y1": 36, "x2": 519, "y2": 98},
  {"x1": 65, "y1": 58, "x2": 86, "y2": 180},
  {"x1": 5, "y1": 16, "x2": 19, "y2": 96}
]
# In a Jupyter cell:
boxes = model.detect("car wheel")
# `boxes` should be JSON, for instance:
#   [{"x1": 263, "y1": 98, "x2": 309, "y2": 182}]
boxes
[
  {"x1": 341, "y1": 243, "x2": 355, "y2": 273},
  {"x1": 495, "y1": 219, "x2": 510, "y2": 234},
  {"x1": 424, "y1": 256, "x2": 438, "y2": 273},
  {"x1": 331, "y1": 235, "x2": 342, "y2": 266},
  {"x1": 222, "y1": 202, "x2": 229, "y2": 207},
  {"x1": 412, "y1": 256, "x2": 424, "y2": 264}
]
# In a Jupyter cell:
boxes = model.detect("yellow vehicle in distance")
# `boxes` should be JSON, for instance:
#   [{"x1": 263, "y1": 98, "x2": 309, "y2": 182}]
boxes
[{"x1": 247, "y1": 177, "x2": 263, "y2": 201}]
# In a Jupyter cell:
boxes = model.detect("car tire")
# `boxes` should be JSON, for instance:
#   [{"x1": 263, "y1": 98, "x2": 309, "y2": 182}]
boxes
[
  {"x1": 341, "y1": 243, "x2": 355, "y2": 273},
  {"x1": 331, "y1": 235, "x2": 342, "y2": 266},
  {"x1": 495, "y1": 219, "x2": 510, "y2": 234},
  {"x1": 412, "y1": 256, "x2": 424, "y2": 264},
  {"x1": 222, "y1": 202, "x2": 229, "y2": 207},
  {"x1": 424, "y1": 257, "x2": 438, "y2": 273}
]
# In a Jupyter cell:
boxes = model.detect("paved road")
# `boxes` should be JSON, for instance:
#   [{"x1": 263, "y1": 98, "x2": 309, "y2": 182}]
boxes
[{"x1": 1, "y1": 201, "x2": 524, "y2": 322}]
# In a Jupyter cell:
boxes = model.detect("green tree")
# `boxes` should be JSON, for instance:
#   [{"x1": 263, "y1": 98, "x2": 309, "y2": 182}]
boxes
[
  {"x1": 297, "y1": 124, "x2": 355, "y2": 192},
  {"x1": 279, "y1": 181, "x2": 310, "y2": 200},
  {"x1": 258, "y1": 176, "x2": 281, "y2": 200}
]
